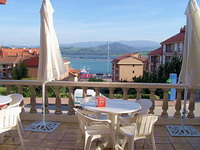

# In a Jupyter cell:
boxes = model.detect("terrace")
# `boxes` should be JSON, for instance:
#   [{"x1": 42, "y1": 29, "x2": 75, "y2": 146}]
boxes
[{"x1": 0, "y1": 80, "x2": 200, "y2": 149}]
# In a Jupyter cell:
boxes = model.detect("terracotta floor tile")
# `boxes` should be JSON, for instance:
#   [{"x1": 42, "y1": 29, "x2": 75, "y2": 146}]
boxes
[
  {"x1": 40, "y1": 140, "x2": 60, "y2": 148},
  {"x1": 44, "y1": 133, "x2": 65, "y2": 141},
  {"x1": 0, "y1": 145, "x2": 18, "y2": 150},
  {"x1": 62, "y1": 134, "x2": 78, "y2": 141},
  {"x1": 57, "y1": 140, "x2": 77, "y2": 149},
  {"x1": 3, "y1": 137, "x2": 21, "y2": 145},
  {"x1": 156, "y1": 143, "x2": 175, "y2": 150},
  {"x1": 53, "y1": 128, "x2": 67, "y2": 134},
  {"x1": 169, "y1": 137, "x2": 188, "y2": 144},
  {"x1": 173, "y1": 143, "x2": 193, "y2": 150},
  {"x1": 154, "y1": 130, "x2": 167, "y2": 137},
  {"x1": 16, "y1": 146, "x2": 55, "y2": 150},
  {"x1": 28, "y1": 132, "x2": 48, "y2": 140},
  {"x1": 155, "y1": 137, "x2": 171, "y2": 143},
  {"x1": 191, "y1": 144, "x2": 200, "y2": 150},
  {"x1": 24, "y1": 139, "x2": 43, "y2": 147},
  {"x1": 186, "y1": 137, "x2": 200, "y2": 143}
]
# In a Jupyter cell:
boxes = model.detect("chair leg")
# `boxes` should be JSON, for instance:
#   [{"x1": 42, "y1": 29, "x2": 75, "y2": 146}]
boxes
[
  {"x1": 0, "y1": 133, "x2": 4, "y2": 143},
  {"x1": 84, "y1": 133, "x2": 93, "y2": 150},
  {"x1": 150, "y1": 134, "x2": 156, "y2": 150},
  {"x1": 121, "y1": 136, "x2": 128, "y2": 149},
  {"x1": 18, "y1": 118, "x2": 24, "y2": 135},
  {"x1": 128, "y1": 136, "x2": 134, "y2": 150},
  {"x1": 11, "y1": 131, "x2": 15, "y2": 140},
  {"x1": 17, "y1": 124, "x2": 25, "y2": 150},
  {"x1": 141, "y1": 139, "x2": 145, "y2": 147}
]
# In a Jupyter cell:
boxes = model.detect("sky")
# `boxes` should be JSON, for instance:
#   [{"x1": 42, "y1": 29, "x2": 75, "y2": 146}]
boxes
[{"x1": 0, "y1": 0, "x2": 198, "y2": 46}]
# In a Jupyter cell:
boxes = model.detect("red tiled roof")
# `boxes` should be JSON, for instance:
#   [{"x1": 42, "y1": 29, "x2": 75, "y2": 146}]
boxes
[
  {"x1": 148, "y1": 47, "x2": 162, "y2": 56},
  {"x1": 69, "y1": 67, "x2": 80, "y2": 76},
  {"x1": 24, "y1": 57, "x2": 39, "y2": 67},
  {"x1": 0, "y1": 56, "x2": 21, "y2": 64},
  {"x1": 111, "y1": 53, "x2": 146, "y2": 64},
  {"x1": 161, "y1": 26, "x2": 185, "y2": 44},
  {"x1": 0, "y1": 0, "x2": 6, "y2": 4}
]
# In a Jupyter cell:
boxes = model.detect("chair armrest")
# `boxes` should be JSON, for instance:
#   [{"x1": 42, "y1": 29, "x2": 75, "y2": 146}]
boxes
[{"x1": 118, "y1": 116, "x2": 136, "y2": 125}]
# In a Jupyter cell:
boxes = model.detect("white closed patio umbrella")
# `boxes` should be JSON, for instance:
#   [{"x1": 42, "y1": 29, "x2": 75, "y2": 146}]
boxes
[
  {"x1": 26, "y1": 0, "x2": 66, "y2": 132},
  {"x1": 167, "y1": 0, "x2": 200, "y2": 136}
]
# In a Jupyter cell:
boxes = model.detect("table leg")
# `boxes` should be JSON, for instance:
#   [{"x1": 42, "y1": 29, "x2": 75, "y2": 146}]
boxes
[{"x1": 107, "y1": 113, "x2": 120, "y2": 149}]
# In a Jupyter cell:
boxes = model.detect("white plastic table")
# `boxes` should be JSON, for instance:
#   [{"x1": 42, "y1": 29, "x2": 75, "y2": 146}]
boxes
[
  {"x1": 82, "y1": 99, "x2": 141, "y2": 148},
  {"x1": 0, "y1": 95, "x2": 12, "y2": 106}
]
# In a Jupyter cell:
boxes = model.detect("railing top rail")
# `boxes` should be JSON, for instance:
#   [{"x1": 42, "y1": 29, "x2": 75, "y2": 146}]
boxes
[{"x1": 0, "y1": 80, "x2": 198, "y2": 90}]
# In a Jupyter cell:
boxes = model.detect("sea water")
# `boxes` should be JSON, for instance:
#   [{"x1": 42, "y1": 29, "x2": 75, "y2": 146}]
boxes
[{"x1": 63, "y1": 55, "x2": 114, "y2": 74}]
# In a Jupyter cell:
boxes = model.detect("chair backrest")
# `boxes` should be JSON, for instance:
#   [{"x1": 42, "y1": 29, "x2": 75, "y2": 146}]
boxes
[
  {"x1": 82, "y1": 96, "x2": 97, "y2": 104},
  {"x1": 0, "y1": 107, "x2": 22, "y2": 133},
  {"x1": 135, "y1": 99, "x2": 153, "y2": 115},
  {"x1": 134, "y1": 115, "x2": 158, "y2": 137},
  {"x1": 74, "y1": 108, "x2": 97, "y2": 132},
  {"x1": 7, "y1": 94, "x2": 24, "y2": 108}
]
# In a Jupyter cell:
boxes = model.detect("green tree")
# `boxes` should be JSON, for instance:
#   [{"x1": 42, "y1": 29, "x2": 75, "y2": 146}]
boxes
[
  {"x1": 133, "y1": 56, "x2": 182, "y2": 83},
  {"x1": 88, "y1": 78, "x2": 104, "y2": 82},
  {"x1": 12, "y1": 61, "x2": 29, "y2": 80}
]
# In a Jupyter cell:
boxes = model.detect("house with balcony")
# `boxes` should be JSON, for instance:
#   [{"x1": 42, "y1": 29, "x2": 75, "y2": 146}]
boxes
[
  {"x1": 112, "y1": 53, "x2": 148, "y2": 82},
  {"x1": 0, "y1": 47, "x2": 40, "y2": 79},
  {"x1": 148, "y1": 47, "x2": 162, "y2": 73},
  {"x1": 148, "y1": 26, "x2": 185, "y2": 72}
]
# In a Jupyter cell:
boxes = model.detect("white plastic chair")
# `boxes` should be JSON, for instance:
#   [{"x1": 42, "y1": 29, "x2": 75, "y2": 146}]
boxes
[
  {"x1": 135, "y1": 99, "x2": 153, "y2": 115},
  {"x1": 7, "y1": 93, "x2": 24, "y2": 108},
  {"x1": 0, "y1": 107, "x2": 24, "y2": 149},
  {"x1": 74, "y1": 109, "x2": 119, "y2": 150},
  {"x1": 121, "y1": 99, "x2": 153, "y2": 119},
  {"x1": 118, "y1": 114, "x2": 158, "y2": 150},
  {"x1": 7, "y1": 93, "x2": 24, "y2": 135}
]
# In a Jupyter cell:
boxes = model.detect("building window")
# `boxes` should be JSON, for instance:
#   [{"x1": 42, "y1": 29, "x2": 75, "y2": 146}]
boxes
[
  {"x1": 0, "y1": 73, "x2": 4, "y2": 78},
  {"x1": 166, "y1": 44, "x2": 173, "y2": 52},
  {"x1": 8, "y1": 73, "x2": 12, "y2": 79},
  {"x1": 133, "y1": 70, "x2": 134, "y2": 74},
  {"x1": 133, "y1": 65, "x2": 135, "y2": 67},
  {"x1": 166, "y1": 56, "x2": 171, "y2": 62},
  {"x1": 151, "y1": 65, "x2": 156, "y2": 72}
]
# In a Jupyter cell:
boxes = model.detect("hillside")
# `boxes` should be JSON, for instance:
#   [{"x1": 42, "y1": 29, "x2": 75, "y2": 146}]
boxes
[{"x1": 61, "y1": 42, "x2": 140, "y2": 55}]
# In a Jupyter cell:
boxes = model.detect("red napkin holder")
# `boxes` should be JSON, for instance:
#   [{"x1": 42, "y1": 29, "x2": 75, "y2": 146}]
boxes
[{"x1": 96, "y1": 97, "x2": 106, "y2": 107}]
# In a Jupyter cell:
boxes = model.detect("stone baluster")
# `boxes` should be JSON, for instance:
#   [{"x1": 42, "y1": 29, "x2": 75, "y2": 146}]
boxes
[
  {"x1": 94, "y1": 88, "x2": 100, "y2": 96},
  {"x1": 187, "y1": 89, "x2": 196, "y2": 118},
  {"x1": 30, "y1": 85, "x2": 37, "y2": 113},
  {"x1": 17, "y1": 85, "x2": 25, "y2": 112},
  {"x1": 5, "y1": 85, "x2": 11, "y2": 95},
  {"x1": 174, "y1": 89, "x2": 182, "y2": 118},
  {"x1": 68, "y1": 87, "x2": 75, "y2": 115},
  {"x1": 136, "y1": 88, "x2": 142, "y2": 100},
  {"x1": 82, "y1": 87, "x2": 87, "y2": 98},
  {"x1": 109, "y1": 88, "x2": 114, "y2": 99},
  {"x1": 45, "y1": 86, "x2": 49, "y2": 114},
  {"x1": 122, "y1": 88, "x2": 128, "y2": 100},
  {"x1": 55, "y1": 86, "x2": 62, "y2": 115},
  {"x1": 161, "y1": 89, "x2": 169, "y2": 118},
  {"x1": 149, "y1": 88, "x2": 156, "y2": 114}
]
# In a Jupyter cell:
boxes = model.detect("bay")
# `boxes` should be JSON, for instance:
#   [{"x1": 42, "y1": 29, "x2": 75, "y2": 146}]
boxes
[{"x1": 63, "y1": 55, "x2": 114, "y2": 74}]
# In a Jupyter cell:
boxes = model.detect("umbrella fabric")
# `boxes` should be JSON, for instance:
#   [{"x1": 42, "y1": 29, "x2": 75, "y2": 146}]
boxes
[
  {"x1": 38, "y1": 0, "x2": 66, "y2": 82},
  {"x1": 179, "y1": 0, "x2": 200, "y2": 87}
]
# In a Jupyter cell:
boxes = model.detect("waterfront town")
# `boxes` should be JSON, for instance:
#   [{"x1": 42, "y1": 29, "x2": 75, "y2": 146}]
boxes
[
  {"x1": 1, "y1": 0, "x2": 200, "y2": 150},
  {"x1": 0, "y1": 26, "x2": 185, "y2": 82}
]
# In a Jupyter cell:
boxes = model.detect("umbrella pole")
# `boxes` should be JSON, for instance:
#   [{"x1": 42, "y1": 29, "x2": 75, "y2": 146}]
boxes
[
  {"x1": 182, "y1": 85, "x2": 188, "y2": 127},
  {"x1": 42, "y1": 82, "x2": 46, "y2": 124}
]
